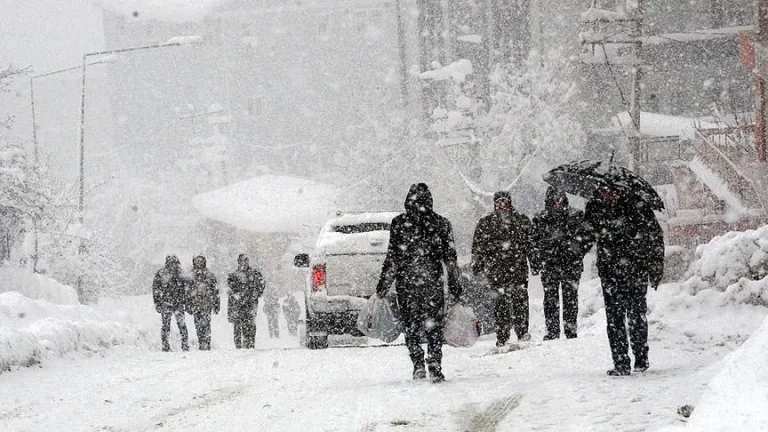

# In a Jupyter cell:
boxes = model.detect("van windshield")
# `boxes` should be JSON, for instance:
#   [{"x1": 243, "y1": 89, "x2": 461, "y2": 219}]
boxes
[{"x1": 331, "y1": 223, "x2": 390, "y2": 234}]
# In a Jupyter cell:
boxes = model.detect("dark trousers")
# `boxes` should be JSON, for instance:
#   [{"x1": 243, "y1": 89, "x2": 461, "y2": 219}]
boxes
[
  {"x1": 233, "y1": 318, "x2": 256, "y2": 349},
  {"x1": 404, "y1": 311, "x2": 444, "y2": 369},
  {"x1": 493, "y1": 283, "x2": 529, "y2": 344},
  {"x1": 266, "y1": 313, "x2": 280, "y2": 338},
  {"x1": 193, "y1": 313, "x2": 212, "y2": 350},
  {"x1": 543, "y1": 274, "x2": 579, "y2": 339},
  {"x1": 601, "y1": 276, "x2": 649, "y2": 370},
  {"x1": 160, "y1": 309, "x2": 189, "y2": 351}
]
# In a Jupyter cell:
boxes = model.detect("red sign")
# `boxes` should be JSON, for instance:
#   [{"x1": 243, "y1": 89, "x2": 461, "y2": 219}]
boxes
[{"x1": 741, "y1": 32, "x2": 756, "y2": 70}]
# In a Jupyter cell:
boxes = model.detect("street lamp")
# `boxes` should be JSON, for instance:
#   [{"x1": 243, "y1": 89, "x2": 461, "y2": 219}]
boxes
[
  {"x1": 77, "y1": 36, "x2": 203, "y2": 222},
  {"x1": 30, "y1": 59, "x2": 114, "y2": 164}
]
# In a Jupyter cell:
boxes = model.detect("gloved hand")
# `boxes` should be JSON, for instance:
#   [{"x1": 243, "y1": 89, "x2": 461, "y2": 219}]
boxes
[
  {"x1": 213, "y1": 305, "x2": 220, "y2": 315},
  {"x1": 649, "y1": 274, "x2": 662, "y2": 291},
  {"x1": 155, "y1": 304, "x2": 162, "y2": 313},
  {"x1": 531, "y1": 269, "x2": 540, "y2": 276}
]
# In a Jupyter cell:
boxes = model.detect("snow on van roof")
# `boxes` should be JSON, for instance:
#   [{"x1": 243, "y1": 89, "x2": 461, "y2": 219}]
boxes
[
  {"x1": 326, "y1": 212, "x2": 400, "y2": 227},
  {"x1": 192, "y1": 175, "x2": 338, "y2": 233}
]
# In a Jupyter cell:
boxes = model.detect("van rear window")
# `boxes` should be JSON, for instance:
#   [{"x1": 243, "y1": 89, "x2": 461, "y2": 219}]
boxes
[{"x1": 331, "y1": 223, "x2": 391, "y2": 234}]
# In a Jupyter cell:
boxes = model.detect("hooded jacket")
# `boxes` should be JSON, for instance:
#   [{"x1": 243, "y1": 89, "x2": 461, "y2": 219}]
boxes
[
  {"x1": 152, "y1": 255, "x2": 187, "y2": 311},
  {"x1": 227, "y1": 264, "x2": 265, "y2": 322},
  {"x1": 531, "y1": 187, "x2": 592, "y2": 278},
  {"x1": 584, "y1": 189, "x2": 665, "y2": 287},
  {"x1": 187, "y1": 255, "x2": 220, "y2": 315},
  {"x1": 376, "y1": 183, "x2": 461, "y2": 318},
  {"x1": 471, "y1": 192, "x2": 533, "y2": 287}
]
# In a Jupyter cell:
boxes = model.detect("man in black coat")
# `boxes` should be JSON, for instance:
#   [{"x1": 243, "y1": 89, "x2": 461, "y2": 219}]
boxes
[
  {"x1": 376, "y1": 183, "x2": 461, "y2": 383},
  {"x1": 531, "y1": 187, "x2": 592, "y2": 340},
  {"x1": 227, "y1": 254, "x2": 265, "y2": 349},
  {"x1": 584, "y1": 185, "x2": 664, "y2": 376},
  {"x1": 152, "y1": 255, "x2": 189, "y2": 352},
  {"x1": 471, "y1": 191, "x2": 533, "y2": 347},
  {"x1": 187, "y1": 255, "x2": 220, "y2": 350}
]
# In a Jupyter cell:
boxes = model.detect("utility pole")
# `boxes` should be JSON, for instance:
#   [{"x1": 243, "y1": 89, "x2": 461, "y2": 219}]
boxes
[
  {"x1": 628, "y1": 0, "x2": 645, "y2": 170},
  {"x1": 395, "y1": 0, "x2": 409, "y2": 108}
]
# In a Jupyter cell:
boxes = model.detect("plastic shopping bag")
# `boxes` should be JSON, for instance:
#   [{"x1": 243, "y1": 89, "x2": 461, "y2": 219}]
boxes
[
  {"x1": 443, "y1": 303, "x2": 482, "y2": 348},
  {"x1": 356, "y1": 295, "x2": 403, "y2": 343}
]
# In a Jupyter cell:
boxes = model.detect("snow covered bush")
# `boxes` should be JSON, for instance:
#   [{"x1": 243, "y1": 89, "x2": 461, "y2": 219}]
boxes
[{"x1": 682, "y1": 226, "x2": 768, "y2": 306}]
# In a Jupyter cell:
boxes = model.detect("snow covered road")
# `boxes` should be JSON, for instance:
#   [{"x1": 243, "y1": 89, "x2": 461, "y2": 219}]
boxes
[{"x1": 1, "y1": 291, "x2": 764, "y2": 432}]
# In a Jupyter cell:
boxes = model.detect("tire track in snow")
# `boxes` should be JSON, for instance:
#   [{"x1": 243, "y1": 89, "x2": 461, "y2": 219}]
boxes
[{"x1": 463, "y1": 394, "x2": 522, "y2": 432}]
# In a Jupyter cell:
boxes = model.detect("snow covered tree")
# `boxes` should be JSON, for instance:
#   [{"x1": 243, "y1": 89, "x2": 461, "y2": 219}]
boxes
[{"x1": 428, "y1": 50, "x2": 587, "y2": 214}]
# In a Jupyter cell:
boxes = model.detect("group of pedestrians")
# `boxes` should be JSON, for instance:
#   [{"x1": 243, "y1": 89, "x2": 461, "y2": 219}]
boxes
[
  {"x1": 152, "y1": 253, "x2": 300, "y2": 351},
  {"x1": 376, "y1": 181, "x2": 664, "y2": 383}
]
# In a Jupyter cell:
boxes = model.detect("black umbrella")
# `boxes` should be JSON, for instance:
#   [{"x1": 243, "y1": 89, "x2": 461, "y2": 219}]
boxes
[{"x1": 542, "y1": 160, "x2": 665, "y2": 210}]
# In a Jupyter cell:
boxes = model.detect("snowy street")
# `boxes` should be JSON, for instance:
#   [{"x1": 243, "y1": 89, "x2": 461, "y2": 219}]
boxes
[{"x1": 1, "y1": 277, "x2": 765, "y2": 432}]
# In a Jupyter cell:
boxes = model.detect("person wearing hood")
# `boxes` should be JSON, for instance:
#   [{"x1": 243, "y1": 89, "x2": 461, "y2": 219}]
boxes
[
  {"x1": 531, "y1": 187, "x2": 592, "y2": 341},
  {"x1": 584, "y1": 185, "x2": 664, "y2": 376},
  {"x1": 152, "y1": 254, "x2": 189, "y2": 351},
  {"x1": 186, "y1": 255, "x2": 220, "y2": 350},
  {"x1": 227, "y1": 253, "x2": 265, "y2": 349},
  {"x1": 376, "y1": 183, "x2": 462, "y2": 383},
  {"x1": 471, "y1": 191, "x2": 534, "y2": 346}
]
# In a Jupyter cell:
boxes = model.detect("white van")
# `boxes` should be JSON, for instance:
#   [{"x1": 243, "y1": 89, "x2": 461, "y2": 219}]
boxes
[{"x1": 293, "y1": 212, "x2": 399, "y2": 349}]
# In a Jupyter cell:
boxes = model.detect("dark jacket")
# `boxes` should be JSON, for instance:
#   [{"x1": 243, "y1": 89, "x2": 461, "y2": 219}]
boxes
[
  {"x1": 471, "y1": 206, "x2": 533, "y2": 287},
  {"x1": 187, "y1": 261, "x2": 220, "y2": 315},
  {"x1": 227, "y1": 267, "x2": 265, "y2": 322},
  {"x1": 531, "y1": 188, "x2": 592, "y2": 279},
  {"x1": 584, "y1": 191, "x2": 665, "y2": 287},
  {"x1": 283, "y1": 296, "x2": 301, "y2": 322},
  {"x1": 263, "y1": 292, "x2": 280, "y2": 316},
  {"x1": 376, "y1": 183, "x2": 461, "y2": 321},
  {"x1": 152, "y1": 265, "x2": 186, "y2": 311}
]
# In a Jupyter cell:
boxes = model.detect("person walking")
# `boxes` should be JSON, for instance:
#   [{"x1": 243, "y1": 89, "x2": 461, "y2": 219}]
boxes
[
  {"x1": 263, "y1": 291, "x2": 281, "y2": 338},
  {"x1": 531, "y1": 187, "x2": 591, "y2": 340},
  {"x1": 584, "y1": 185, "x2": 664, "y2": 376},
  {"x1": 227, "y1": 253, "x2": 265, "y2": 349},
  {"x1": 471, "y1": 191, "x2": 534, "y2": 347},
  {"x1": 376, "y1": 183, "x2": 462, "y2": 383},
  {"x1": 186, "y1": 255, "x2": 220, "y2": 350},
  {"x1": 282, "y1": 295, "x2": 301, "y2": 336},
  {"x1": 152, "y1": 255, "x2": 189, "y2": 352}
]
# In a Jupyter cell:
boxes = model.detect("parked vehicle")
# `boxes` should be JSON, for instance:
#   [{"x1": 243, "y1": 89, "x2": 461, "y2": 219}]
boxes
[{"x1": 294, "y1": 212, "x2": 399, "y2": 349}]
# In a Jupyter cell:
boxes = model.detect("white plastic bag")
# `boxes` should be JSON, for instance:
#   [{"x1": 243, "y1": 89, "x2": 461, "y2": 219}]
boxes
[
  {"x1": 443, "y1": 303, "x2": 482, "y2": 348},
  {"x1": 356, "y1": 296, "x2": 403, "y2": 343}
]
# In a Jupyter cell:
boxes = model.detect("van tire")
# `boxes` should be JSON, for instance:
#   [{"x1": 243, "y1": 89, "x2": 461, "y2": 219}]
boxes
[{"x1": 307, "y1": 334, "x2": 329, "y2": 349}]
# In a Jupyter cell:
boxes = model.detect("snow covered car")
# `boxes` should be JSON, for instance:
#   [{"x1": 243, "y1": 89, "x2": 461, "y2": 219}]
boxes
[{"x1": 293, "y1": 212, "x2": 400, "y2": 349}]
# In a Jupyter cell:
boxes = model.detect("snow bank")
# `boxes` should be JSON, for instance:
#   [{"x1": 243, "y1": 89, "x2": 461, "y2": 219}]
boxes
[
  {"x1": 682, "y1": 226, "x2": 768, "y2": 306},
  {"x1": 680, "y1": 315, "x2": 768, "y2": 430},
  {"x1": 192, "y1": 175, "x2": 338, "y2": 233},
  {"x1": 0, "y1": 292, "x2": 152, "y2": 372},
  {"x1": 0, "y1": 267, "x2": 79, "y2": 305}
]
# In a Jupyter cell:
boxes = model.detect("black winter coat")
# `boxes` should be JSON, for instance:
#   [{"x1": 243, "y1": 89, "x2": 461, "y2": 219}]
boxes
[
  {"x1": 152, "y1": 267, "x2": 187, "y2": 311},
  {"x1": 187, "y1": 268, "x2": 220, "y2": 315},
  {"x1": 584, "y1": 193, "x2": 665, "y2": 287},
  {"x1": 376, "y1": 184, "x2": 461, "y2": 322},
  {"x1": 471, "y1": 210, "x2": 533, "y2": 287},
  {"x1": 227, "y1": 267, "x2": 265, "y2": 322},
  {"x1": 531, "y1": 193, "x2": 591, "y2": 279}
]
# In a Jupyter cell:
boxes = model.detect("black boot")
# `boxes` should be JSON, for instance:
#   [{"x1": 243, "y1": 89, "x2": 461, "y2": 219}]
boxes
[
  {"x1": 606, "y1": 367, "x2": 631, "y2": 376},
  {"x1": 543, "y1": 333, "x2": 559, "y2": 341},
  {"x1": 427, "y1": 361, "x2": 445, "y2": 383},
  {"x1": 413, "y1": 362, "x2": 426, "y2": 380},
  {"x1": 634, "y1": 359, "x2": 649, "y2": 372}
]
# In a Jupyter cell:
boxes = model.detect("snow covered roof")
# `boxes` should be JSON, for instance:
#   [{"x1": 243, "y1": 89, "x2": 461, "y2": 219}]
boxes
[
  {"x1": 96, "y1": 0, "x2": 229, "y2": 24},
  {"x1": 192, "y1": 175, "x2": 338, "y2": 233},
  {"x1": 643, "y1": 25, "x2": 752, "y2": 46},
  {"x1": 614, "y1": 111, "x2": 721, "y2": 139},
  {"x1": 325, "y1": 212, "x2": 400, "y2": 227},
  {"x1": 420, "y1": 59, "x2": 473, "y2": 82}
]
